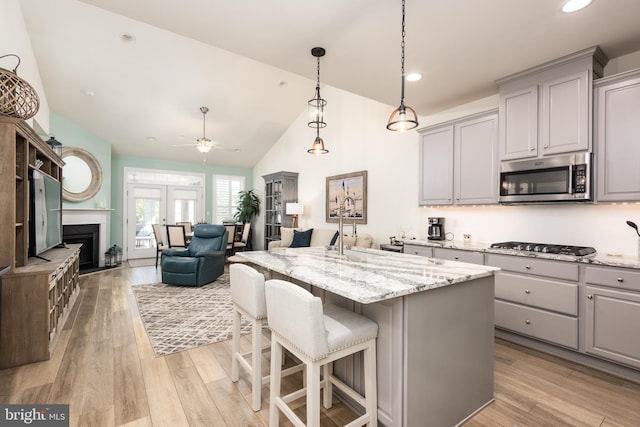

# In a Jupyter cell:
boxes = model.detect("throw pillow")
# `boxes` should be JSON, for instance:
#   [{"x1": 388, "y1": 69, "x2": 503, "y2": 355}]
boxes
[
  {"x1": 329, "y1": 231, "x2": 339, "y2": 246},
  {"x1": 290, "y1": 228, "x2": 313, "y2": 248},
  {"x1": 280, "y1": 227, "x2": 299, "y2": 247}
]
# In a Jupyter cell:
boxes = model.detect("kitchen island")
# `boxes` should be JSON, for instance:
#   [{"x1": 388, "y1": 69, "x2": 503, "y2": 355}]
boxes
[{"x1": 237, "y1": 246, "x2": 500, "y2": 427}]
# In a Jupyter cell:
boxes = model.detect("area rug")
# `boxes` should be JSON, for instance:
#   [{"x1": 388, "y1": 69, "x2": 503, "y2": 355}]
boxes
[{"x1": 132, "y1": 274, "x2": 254, "y2": 356}]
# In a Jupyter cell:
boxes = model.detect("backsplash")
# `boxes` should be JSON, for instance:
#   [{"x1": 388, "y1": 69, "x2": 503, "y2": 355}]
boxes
[{"x1": 421, "y1": 203, "x2": 640, "y2": 258}]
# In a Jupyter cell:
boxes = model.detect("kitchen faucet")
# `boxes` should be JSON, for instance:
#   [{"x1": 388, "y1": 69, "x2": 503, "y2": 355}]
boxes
[{"x1": 338, "y1": 196, "x2": 356, "y2": 255}]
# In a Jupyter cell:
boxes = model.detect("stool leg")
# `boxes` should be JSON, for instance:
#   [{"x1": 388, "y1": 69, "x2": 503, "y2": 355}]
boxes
[
  {"x1": 307, "y1": 361, "x2": 321, "y2": 427},
  {"x1": 269, "y1": 339, "x2": 283, "y2": 427},
  {"x1": 231, "y1": 308, "x2": 241, "y2": 382},
  {"x1": 364, "y1": 341, "x2": 378, "y2": 426},
  {"x1": 251, "y1": 318, "x2": 262, "y2": 411},
  {"x1": 322, "y1": 362, "x2": 333, "y2": 409}
]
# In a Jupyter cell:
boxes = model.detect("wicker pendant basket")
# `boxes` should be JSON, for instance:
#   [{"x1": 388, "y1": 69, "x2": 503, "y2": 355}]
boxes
[{"x1": 0, "y1": 56, "x2": 40, "y2": 121}]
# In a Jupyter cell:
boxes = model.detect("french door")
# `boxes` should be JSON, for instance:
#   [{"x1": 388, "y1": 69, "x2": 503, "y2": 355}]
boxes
[{"x1": 125, "y1": 168, "x2": 204, "y2": 260}]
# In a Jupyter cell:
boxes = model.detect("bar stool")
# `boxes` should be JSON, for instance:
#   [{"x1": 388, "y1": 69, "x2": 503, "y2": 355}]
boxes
[
  {"x1": 265, "y1": 279, "x2": 378, "y2": 427},
  {"x1": 230, "y1": 264, "x2": 301, "y2": 411}
]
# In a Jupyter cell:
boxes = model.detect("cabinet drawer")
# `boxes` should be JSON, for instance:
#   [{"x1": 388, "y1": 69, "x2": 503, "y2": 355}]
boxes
[
  {"x1": 433, "y1": 248, "x2": 484, "y2": 265},
  {"x1": 403, "y1": 244, "x2": 433, "y2": 258},
  {"x1": 495, "y1": 272, "x2": 578, "y2": 315},
  {"x1": 495, "y1": 300, "x2": 578, "y2": 349},
  {"x1": 486, "y1": 253, "x2": 578, "y2": 281},
  {"x1": 585, "y1": 266, "x2": 640, "y2": 292}
]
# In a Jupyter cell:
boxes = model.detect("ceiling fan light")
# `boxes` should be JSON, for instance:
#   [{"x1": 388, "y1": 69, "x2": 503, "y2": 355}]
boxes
[
  {"x1": 307, "y1": 136, "x2": 328, "y2": 154},
  {"x1": 562, "y1": 0, "x2": 593, "y2": 13},
  {"x1": 197, "y1": 144, "x2": 211, "y2": 153}
]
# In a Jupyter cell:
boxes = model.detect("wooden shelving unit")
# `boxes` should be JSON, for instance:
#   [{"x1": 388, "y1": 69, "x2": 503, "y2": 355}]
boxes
[{"x1": 262, "y1": 171, "x2": 298, "y2": 248}]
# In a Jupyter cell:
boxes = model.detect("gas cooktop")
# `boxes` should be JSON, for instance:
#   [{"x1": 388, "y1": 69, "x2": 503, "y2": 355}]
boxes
[{"x1": 489, "y1": 241, "x2": 597, "y2": 257}]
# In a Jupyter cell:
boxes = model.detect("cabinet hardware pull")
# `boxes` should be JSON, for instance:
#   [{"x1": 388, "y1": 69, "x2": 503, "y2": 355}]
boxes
[
  {"x1": 529, "y1": 147, "x2": 535, "y2": 151},
  {"x1": 587, "y1": 294, "x2": 593, "y2": 300},
  {"x1": 525, "y1": 289, "x2": 530, "y2": 294},
  {"x1": 454, "y1": 256, "x2": 459, "y2": 260},
  {"x1": 525, "y1": 320, "x2": 531, "y2": 324},
  {"x1": 543, "y1": 145, "x2": 549, "y2": 149},
  {"x1": 525, "y1": 265, "x2": 531, "y2": 269},
  {"x1": 616, "y1": 277, "x2": 624, "y2": 283}
]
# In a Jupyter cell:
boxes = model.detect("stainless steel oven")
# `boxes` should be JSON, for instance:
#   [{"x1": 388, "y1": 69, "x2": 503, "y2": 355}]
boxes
[{"x1": 499, "y1": 152, "x2": 591, "y2": 203}]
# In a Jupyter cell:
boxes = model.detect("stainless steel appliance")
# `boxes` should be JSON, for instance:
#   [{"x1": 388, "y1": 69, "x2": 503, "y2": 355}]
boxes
[
  {"x1": 499, "y1": 152, "x2": 591, "y2": 203},
  {"x1": 427, "y1": 217, "x2": 445, "y2": 241},
  {"x1": 489, "y1": 241, "x2": 596, "y2": 257}
]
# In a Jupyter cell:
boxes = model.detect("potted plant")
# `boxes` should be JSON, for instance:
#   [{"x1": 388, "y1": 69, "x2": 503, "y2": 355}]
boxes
[{"x1": 235, "y1": 189, "x2": 260, "y2": 223}]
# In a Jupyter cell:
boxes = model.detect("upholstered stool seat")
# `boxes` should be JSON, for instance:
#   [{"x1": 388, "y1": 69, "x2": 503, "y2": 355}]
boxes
[
  {"x1": 230, "y1": 264, "x2": 302, "y2": 411},
  {"x1": 265, "y1": 279, "x2": 378, "y2": 427}
]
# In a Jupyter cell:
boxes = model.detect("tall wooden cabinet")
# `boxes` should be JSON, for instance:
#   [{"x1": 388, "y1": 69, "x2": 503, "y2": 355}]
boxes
[
  {"x1": 0, "y1": 118, "x2": 81, "y2": 368},
  {"x1": 262, "y1": 171, "x2": 298, "y2": 248}
]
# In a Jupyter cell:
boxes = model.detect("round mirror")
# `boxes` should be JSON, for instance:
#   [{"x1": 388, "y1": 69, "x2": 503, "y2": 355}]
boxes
[{"x1": 61, "y1": 147, "x2": 103, "y2": 202}]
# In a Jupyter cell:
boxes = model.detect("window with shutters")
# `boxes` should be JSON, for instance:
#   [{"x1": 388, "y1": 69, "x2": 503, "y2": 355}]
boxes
[{"x1": 213, "y1": 175, "x2": 246, "y2": 224}]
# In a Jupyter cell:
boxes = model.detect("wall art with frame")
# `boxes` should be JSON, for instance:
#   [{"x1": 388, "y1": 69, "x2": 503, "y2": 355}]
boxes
[{"x1": 325, "y1": 170, "x2": 367, "y2": 224}]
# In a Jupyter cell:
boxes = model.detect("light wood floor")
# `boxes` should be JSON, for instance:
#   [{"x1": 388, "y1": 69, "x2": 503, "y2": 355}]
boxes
[{"x1": 1, "y1": 264, "x2": 639, "y2": 427}]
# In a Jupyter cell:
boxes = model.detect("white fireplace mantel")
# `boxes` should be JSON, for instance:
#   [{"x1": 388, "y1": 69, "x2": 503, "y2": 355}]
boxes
[{"x1": 62, "y1": 208, "x2": 113, "y2": 267}]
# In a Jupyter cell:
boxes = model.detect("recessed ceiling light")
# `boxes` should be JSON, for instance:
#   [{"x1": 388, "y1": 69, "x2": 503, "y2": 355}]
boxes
[
  {"x1": 562, "y1": 0, "x2": 593, "y2": 13},
  {"x1": 406, "y1": 73, "x2": 422, "y2": 82},
  {"x1": 120, "y1": 33, "x2": 136, "y2": 43}
]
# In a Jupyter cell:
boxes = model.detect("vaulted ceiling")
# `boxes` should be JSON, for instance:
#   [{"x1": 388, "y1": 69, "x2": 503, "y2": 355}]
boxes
[{"x1": 19, "y1": 0, "x2": 640, "y2": 167}]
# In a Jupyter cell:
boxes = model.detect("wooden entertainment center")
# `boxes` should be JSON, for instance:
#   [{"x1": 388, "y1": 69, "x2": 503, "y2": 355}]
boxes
[{"x1": 0, "y1": 118, "x2": 81, "y2": 369}]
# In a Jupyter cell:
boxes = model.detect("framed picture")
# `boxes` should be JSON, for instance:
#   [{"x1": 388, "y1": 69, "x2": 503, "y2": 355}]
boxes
[{"x1": 326, "y1": 170, "x2": 367, "y2": 224}]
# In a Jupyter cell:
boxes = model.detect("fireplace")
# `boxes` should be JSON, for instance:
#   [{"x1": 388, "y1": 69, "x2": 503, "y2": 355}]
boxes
[{"x1": 63, "y1": 224, "x2": 100, "y2": 272}]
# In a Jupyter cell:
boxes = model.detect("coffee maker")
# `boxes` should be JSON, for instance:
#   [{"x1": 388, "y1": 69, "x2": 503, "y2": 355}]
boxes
[{"x1": 427, "y1": 217, "x2": 445, "y2": 241}]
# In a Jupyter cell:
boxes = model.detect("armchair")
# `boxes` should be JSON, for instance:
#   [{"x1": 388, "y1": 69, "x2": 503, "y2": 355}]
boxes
[{"x1": 161, "y1": 224, "x2": 228, "y2": 286}]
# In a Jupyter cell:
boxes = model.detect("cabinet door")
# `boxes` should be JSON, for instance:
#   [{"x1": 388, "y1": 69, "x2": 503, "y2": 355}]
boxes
[
  {"x1": 595, "y1": 73, "x2": 640, "y2": 202},
  {"x1": 419, "y1": 126, "x2": 453, "y2": 205},
  {"x1": 454, "y1": 113, "x2": 498, "y2": 204},
  {"x1": 499, "y1": 85, "x2": 538, "y2": 160},
  {"x1": 585, "y1": 286, "x2": 640, "y2": 369},
  {"x1": 541, "y1": 70, "x2": 590, "y2": 155}
]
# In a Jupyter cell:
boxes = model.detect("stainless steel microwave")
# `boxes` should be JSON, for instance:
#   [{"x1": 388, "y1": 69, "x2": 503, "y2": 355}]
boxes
[{"x1": 499, "y1": 153, "x2": 591, "y2": 203}]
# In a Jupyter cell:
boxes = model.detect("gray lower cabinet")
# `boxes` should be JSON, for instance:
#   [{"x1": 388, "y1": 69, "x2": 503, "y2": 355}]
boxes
[
  {"x1": 585, "y1": 265, "x2": 640, "y2": 369},
  {"x1": 403, "y1": 244, "x2": 433, "y2": 258},
  {"x1": 418, "y1": 110, "x2": 498, "y2": 206},
  {"x1": 433, "y1": 247, "x2": 484, "y2": 264},
  {"x1": 487, "y1": 254, "x2": 579, "y2": 350},
  {"x1": 594, "y1": 68, "x2": 640, "y2": 202}
]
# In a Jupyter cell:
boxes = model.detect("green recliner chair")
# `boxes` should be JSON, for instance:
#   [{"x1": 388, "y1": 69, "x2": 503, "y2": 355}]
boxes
[{"x1": 161, "y1": 224, "x2": 228, "y2": 286}]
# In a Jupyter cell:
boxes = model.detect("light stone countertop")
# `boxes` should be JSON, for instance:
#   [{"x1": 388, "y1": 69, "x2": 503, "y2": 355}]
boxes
[
  {"x1": 402, "y1": 239, "x2": 640, "y2": 270},
  {"x1": 235, "y1": 246, "x2": 499, "y2": 304}
]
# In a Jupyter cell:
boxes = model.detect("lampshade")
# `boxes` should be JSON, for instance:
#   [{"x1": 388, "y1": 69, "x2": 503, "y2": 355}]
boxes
[
  {"x1": 196, "y1": 138, "x2": 211, "y2": 153},
  {"x1": 307, "y1": 134, "x2": 328, "y2": 154},
  {"x1": 286, "y1": 203, "x2": 304, "y2": 216},
  {"x1": 0, "y1": 54, "x2": 40, "y2": 120}
]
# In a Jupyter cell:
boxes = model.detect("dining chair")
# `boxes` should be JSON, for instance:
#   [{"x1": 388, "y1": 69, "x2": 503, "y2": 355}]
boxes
[
  {"x1": 233, "y1": 222, "x2": 251, "y2": 252},
  {"x1": 225, "y1": 224, "x2": 237, "y2": 255},
  {"x1": 177, "y1": 221, "x2": 193, "y2": 234},
  {"x1": 151, "y1": 224, "x2": 169, "y2": 268},
  {"x1": 167, "y1": 224, "x2": 188, "y2": 248}
]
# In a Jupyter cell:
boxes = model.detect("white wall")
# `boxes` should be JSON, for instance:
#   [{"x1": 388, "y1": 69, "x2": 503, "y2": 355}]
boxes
[
  {"x1": 0, "y1": 0, "x2": 50, "y2": 133},
  {"x1": 254, "y1": 57, "x2": 640, "y2": 257}
]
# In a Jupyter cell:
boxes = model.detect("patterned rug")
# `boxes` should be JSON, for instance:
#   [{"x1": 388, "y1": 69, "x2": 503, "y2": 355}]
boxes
[{"x1": 132, "y1": 274, "x2": 253, "y2": 356}]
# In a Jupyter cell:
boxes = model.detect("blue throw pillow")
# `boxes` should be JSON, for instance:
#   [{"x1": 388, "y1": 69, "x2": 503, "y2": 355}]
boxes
[
  {"x1": 290, "y1": 228, "x2": 313, "y2": 248},
  {"x1": 329, "y1": 230, "x2": 339, "y2": 246}
]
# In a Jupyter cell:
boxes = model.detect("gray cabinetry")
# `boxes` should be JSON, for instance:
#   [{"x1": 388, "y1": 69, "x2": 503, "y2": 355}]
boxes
[
  {"x1": 496, "y1": 46, "x2": 607, "y2": 161},
  {"x1": 403, "y1": 244, "x2": 433, "y2": 258},
  {"x1": 594, "y1": 69, "x2": 640, "y2": 202},
  {"x1": 433, "y1": 247, "x2": 484, "y2": 264},
  {"x1": 419, "y1": 110, "x2": 498, "y2": 206},
  {"x1": 262, "y1": 171, "x2": 298, "y2": 249},
  {"x1": 487, "y1": 254, "x2": 579, "y2": 349},
  {"x1": 584, "y1": 265, "x2": 640, "y2": 370}
]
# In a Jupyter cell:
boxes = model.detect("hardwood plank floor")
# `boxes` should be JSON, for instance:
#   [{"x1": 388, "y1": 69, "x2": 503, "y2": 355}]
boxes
[{"x1": 1, "y1": 264, "x2": 640, "y2": 426}]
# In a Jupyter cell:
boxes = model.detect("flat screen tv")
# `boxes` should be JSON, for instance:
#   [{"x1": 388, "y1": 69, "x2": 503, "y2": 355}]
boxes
[{"x1": 29, "y1": 168, "x2": 63, "y2": 257}]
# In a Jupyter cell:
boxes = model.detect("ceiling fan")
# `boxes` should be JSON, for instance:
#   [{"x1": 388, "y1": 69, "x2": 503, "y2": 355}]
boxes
[{"x1": 174, "y1": 106, "x2": 240, "y2": 155}]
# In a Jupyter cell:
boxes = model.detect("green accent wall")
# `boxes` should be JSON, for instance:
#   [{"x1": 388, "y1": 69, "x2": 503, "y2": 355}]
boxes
[{"x1": 51, "y1": 113, "x2": 252, "y2": 250}]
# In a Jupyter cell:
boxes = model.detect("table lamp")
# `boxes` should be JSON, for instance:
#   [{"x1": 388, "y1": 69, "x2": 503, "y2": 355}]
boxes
[{"x1": 286, "y1": 203, "x2": 304, "y2": 228}]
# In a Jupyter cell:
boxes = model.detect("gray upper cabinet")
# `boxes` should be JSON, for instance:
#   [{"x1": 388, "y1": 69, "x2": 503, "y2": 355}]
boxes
[
  {"x1": 419, "y1": 110, "x2": 498, "y2": 206},
  {"x1": 594, "y1": 69, "x2": 640, "y2": 202},
  {"x1": 496, "y1": 46, "x2": 608, "y2": 161}
]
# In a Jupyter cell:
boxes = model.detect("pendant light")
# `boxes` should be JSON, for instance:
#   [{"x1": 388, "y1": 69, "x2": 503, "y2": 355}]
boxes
[
  {"x1": 307, "y1": 47, "x2": 329, "y2": 154},
  {"x1": 387, "y1": 0, "x2": 419, "y2": 131},
  {"x1": 0, "y1": 54, "x2": 40, "y2": 120}
]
